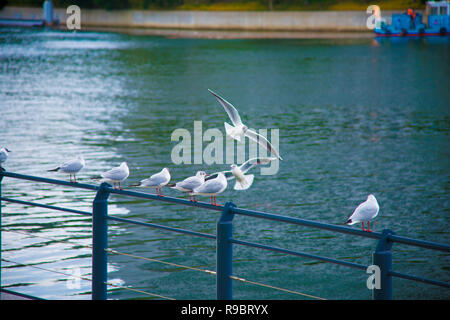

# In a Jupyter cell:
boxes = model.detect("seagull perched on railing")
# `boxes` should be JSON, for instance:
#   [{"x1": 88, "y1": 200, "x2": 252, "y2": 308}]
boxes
[
  {"x1": 169, "y1": 171, "x2": 208, "y2": 201},
  {"x1": 208, "y1": 89, "x2": 283, "y2": 161},
  {"x1": 47, "y1": 155, "x2": 85, "y2": 183},
  {"x1": 192, "y1": 172, "x2": 227, "y2": 206},
  {"x1": 0, "y1": 147, "x2": 11, "y2": 168},
  {"x1": 100, "y1": 162, "x2": 129, "y2": 190},
  {"x1": 132, "y1": 168, "x2": 171, "y2": 196},
  {"x1": 345, "y1": 194, "x2": 379, "y2": 232},
  {"x1": 206, "y1": 157, "x2": 276, "y2": 191}
]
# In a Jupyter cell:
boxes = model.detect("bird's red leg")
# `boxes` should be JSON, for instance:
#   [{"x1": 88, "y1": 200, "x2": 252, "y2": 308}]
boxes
[
  {"x1": 361, "y1": 222, "x2": 365, "y2": 231},
  {"x1": 189, "y1": 193, "x2": 191, "y2": 201},
  {"x1": 211, "y1": 195, "x2": 213, "y2": 205},
  {"x1": 367, "y1": 221, "x2": 372, "y2": 232},
  {"x1": 119, "y1": 182, "x2": 122, "y2": 190},
  {"x1": 113, "y1": 182, "x2": 116, "y2": 189},
  {"x1": 214, "y1": 196, "x2": 217, "y2": 206},
  {"x1": 73, "y1": 175, "x2": 77, "y2": 183}
]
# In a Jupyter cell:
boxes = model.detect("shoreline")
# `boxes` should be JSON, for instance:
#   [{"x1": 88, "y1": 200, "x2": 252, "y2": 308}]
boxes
[
  {"x1": 0, "y1": 6, "x2": 400, "y2": 35},
  {"x1": 75, "y1": 26, "x2": 374, "y2": 39}
]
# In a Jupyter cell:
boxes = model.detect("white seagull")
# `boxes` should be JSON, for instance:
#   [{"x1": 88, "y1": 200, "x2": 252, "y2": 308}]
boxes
[
  {"x1": 192, "y1": 172, "x2": 228, "y2": 206},
  {"x1": 101, "y1": 162, "x2": 129, "y2": 190},
  {"x1": 48, "y1": 155, "x2": 85, "y2": 183},
  {"x1": 0, "y1": 147, "x2": 11, "y2": 167},
  {"x1": 170, "y1": 171, "x2": 208, "y2": 201},
  {"x1": 133, "y1": 168, "x2": 171, "y2": 196},
  {"x1": 208, "y1": 89, "x2": 283, "y2": 161},
  {"x1": 345, "y1": 194, "x2": 379, "y2": 232},
  {"x1": 206, "y1": 157, "x2": 276, "y2": 191}
]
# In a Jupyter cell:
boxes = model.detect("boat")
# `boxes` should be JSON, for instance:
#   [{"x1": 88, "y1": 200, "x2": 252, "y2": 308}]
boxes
[{"x1": 374, "y1": 1, "x2": 449, "y2": 37}]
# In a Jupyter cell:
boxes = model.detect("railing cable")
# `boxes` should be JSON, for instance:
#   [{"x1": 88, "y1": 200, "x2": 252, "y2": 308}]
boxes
[
  {"x1": 229, "y1": 275, "x2": 327, "y2": 300},
  {"x1": 106, "y1": 248, "x2": 326, "y2": 300}
]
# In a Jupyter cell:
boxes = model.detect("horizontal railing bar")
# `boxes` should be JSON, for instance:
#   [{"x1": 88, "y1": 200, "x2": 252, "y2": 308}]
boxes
[
  {"x1": 230, "y1": 238, "x2": 368, "y2": 271},
  {"x1": 389, "y1": 270, "x2": 450, "y2": 288},
  {"x1": 1, "y1": 171, "x2": 100, "y2": 192},
  {"x1": 0, "y1": 197, "x2": 92, "y2": 217},
  {"x1": 0, "y1": 288, "x2": 45, "y2": 300},
  {"x1": 1, "y1": 171, "x2": 223, "y2": 212},
  {"x1": 107, "y1": 215, "x2": 216, "y2": 240},
  {"x1": 106, "y1": 188, "x2": 223, "y2": 212},
  {"x1": 387, "y1": 234, "x2": 450, "y2": 253},
  {"x1": 2, "y1": 170, "x2": 449, "y2": 253},
  {"x1": 230, "y1": 207, "x2": 382, "y2": 240}
]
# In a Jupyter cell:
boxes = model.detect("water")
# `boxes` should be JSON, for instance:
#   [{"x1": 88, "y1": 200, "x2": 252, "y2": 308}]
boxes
[{"x1": 0, "y1": 27, "x2": 449, "y2": 300}]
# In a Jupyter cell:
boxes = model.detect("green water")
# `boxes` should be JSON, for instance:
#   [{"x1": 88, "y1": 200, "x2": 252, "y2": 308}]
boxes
[{"x1": 0, "y1": 27, "x2": 449, "y2": 300}]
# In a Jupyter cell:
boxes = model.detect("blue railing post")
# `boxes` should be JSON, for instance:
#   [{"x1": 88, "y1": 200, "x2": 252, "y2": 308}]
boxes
[
  {"x1": 92, "y1": 182, "x2": 111, "y2": 300},
  {"x1": 216, "y1": 201, "x2": 236, "y2": 300},
  {"x1": 372, "y1": 229, "x2": 394, "y2": 300}
]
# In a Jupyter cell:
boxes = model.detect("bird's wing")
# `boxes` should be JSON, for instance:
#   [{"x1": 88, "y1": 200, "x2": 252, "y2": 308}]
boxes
[
  {"x1": 205, "y1": 171, "x2": 233, "y2": 181},
  {"x1": 239, "y1": 157, "x2": 277, "y2": 174},
  {"x1": 350, "y1": 201, "x2": 378, "y2": 221},
  {"x1": 244, "y1": 129, "x2": 283, "y2": 160},
  {"x1": 194, "y1": 179, "x2": 225, "y2": 194},
  {"x1": 177, "y1": 176, "x2": 202, "y2": 190},
  {"x1": 208, "y1": 89, "x2": 243, "y2": 127},
  {"x1": 102, "y1": 167, "x2": 125, "y2": 180},
  {"x1": 60, "y1": 158, "x2": 83, "y2": 172},
  {"x1": 142, "y1": 174, "x2": 168, "y2": 187}
]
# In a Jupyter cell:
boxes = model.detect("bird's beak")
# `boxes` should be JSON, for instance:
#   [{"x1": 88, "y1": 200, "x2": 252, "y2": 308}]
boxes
[
  {"x1": 205, "y1": 174, "x2": 210, "y2": 177},
  {"x1": 6, "y1": 149, "x2": 11, "y2": 152}
]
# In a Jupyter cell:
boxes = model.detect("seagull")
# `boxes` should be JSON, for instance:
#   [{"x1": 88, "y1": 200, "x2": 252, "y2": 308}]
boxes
[
  {"x1": 100, "y1": 162, "x2": 129, "y2": 190},
  {"x1": 206, "y1": 157, "x2": 276, "y2": 191},
  {"x1": 169, "y1": 171, "x2": 208, "y2": 201},
  {"x1": 192, "y1": 172, "x2": 228, "y2": 206},
  {"x1": 208, "y1": 89, "x2": 283, "y2": 161},
  {"x1": 133, "y1": 168, "x2": 171, "y2": 196},
  {"x1": 345, "y1": 194, "x2": 379, "y2": 232},
  {"x1": 47, "y1": 155, "x2": 85, "y2": 183},
  {"x1": 0, "y1": 147, "x2": 11, "y2": 167}
]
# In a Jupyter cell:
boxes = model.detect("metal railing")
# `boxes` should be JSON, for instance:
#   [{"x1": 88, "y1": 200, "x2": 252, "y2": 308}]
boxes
[{"x1": 1, "y1": 168, "x2": 449, "y2": 300}]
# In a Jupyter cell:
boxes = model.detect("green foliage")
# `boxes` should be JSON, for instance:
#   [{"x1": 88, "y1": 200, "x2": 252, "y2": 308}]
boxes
[{"x1": 4, "y1": 0, "x2": 426, "y2": 10}]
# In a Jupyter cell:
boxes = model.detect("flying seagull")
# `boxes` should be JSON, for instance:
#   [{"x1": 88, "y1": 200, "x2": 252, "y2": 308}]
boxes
[
  {"x1": 169, "y1": 171, "x2": 208, "y2": 201},
  {"x1": 132, "y1": 167, "x2": 171, "y2": 196},
  {"x1": 48, "y1": 155, "x2": 85, "y2": 183},
  {"x1": 345, "y1": 194, "x2": 379, "y2": 232},
  {"x1": 100, "y1": 162, "x2": 129, "y2": 190},
  {"x1": 192, "y1": 172, "x2": 227, "y2": 206},
  {"x1": 208, "y1": 89, "x2": 283, "y2": 161},
  {"x1": 206, "y1": 157, "x2": 276, "y2": 191}
]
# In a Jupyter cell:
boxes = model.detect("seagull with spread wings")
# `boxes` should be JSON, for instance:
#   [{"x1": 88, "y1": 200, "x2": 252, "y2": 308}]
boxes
[
  {"x1": 206, "y1": 157, "x2": 276, "y2": 191},
  {"x1": 208, "y1": 89, "x2": 283, "y2": 161}
]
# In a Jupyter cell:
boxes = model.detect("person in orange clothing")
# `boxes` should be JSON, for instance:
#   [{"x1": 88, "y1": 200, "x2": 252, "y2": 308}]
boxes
[{"x1": 407, "y1": 8, "x2": 417, "y2": 29}]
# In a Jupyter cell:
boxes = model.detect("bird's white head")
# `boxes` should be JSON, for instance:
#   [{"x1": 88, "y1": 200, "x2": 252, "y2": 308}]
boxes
[
  {"x1": 121, "y1": 162, "x2": 128, "y2": 168},
  {"x1": 368, "y1": 194, "x2": 376, "y2": 201},
  {"x1": 163, "y1": 167, "x2": 170, "y2": 173},
  {"x1": 230, "y1": 164, "x2": 237, "y2": 169},
  {"x1": 196, "y1": 171, "x2": 207, "y2": 177},
  {"x1": 242, "y1": 125, "x2": 248, "y2": 132}
]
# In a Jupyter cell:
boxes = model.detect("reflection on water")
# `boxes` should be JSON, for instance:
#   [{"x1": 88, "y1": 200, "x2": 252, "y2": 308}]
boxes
[{"x1": 0, "y1": 27, "x2": 449, "y2": 299}]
